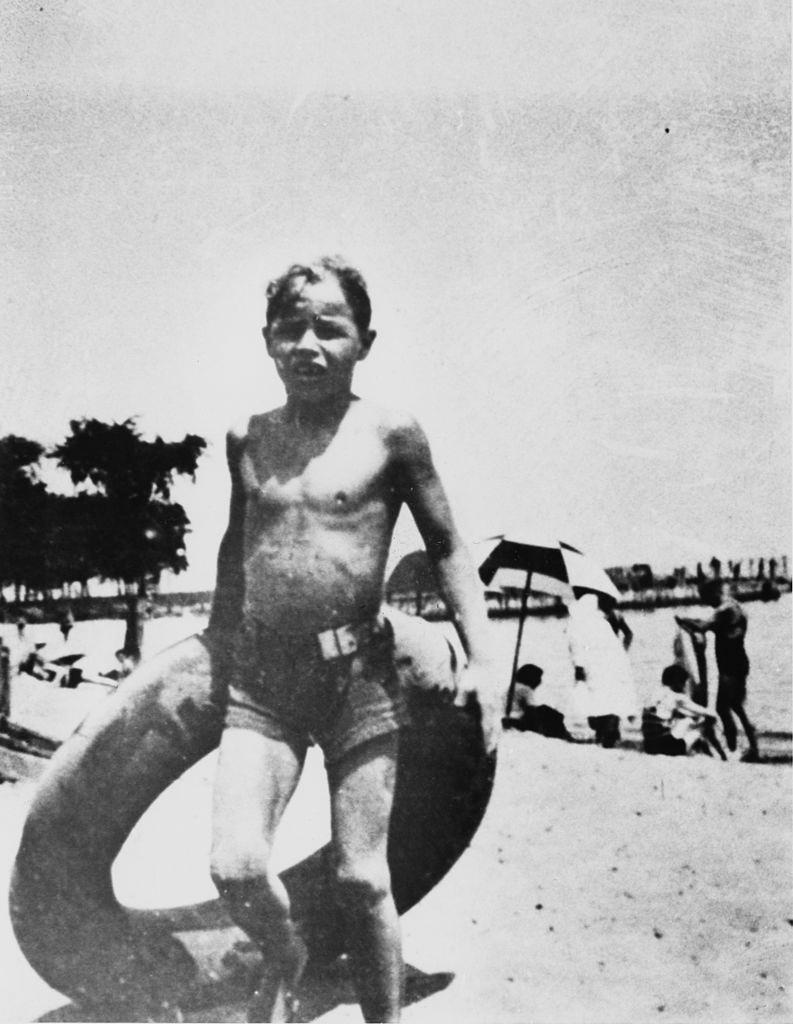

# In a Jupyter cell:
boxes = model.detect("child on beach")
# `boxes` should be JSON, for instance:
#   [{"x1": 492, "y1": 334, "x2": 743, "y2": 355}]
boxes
[
  {"x1": 509, "y1": 663, "x2": 572, "y2": 740},
  {"x1": 207, "y1": 256, "x2": 498, "y2": 1022},
  {"x1": 642, "y1": 663, "x2": 721, "y2": 757}
]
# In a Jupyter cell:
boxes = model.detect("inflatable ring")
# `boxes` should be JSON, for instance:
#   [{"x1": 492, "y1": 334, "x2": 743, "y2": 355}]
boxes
[{"x1": 10, "y1": 611, "x2": 496, "y2": 1018}]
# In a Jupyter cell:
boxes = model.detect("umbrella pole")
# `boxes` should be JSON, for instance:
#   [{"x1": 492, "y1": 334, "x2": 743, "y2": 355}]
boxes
[{"x1": 505, "y1": 572, "x2": 532, "y2": 717}]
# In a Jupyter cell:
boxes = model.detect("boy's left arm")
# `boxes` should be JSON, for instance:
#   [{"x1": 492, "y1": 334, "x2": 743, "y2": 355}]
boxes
[
  {"x1": 391, "y1": 416, "x2": 501, "y2": 752},
  {"x1": 675, "y1": 612, "x2": 716, "y2": 634}
]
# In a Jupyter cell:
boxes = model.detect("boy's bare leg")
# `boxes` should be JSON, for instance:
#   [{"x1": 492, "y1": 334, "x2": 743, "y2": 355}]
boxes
[
  {"x1": 734, "y1": 701, "x2": 759, "y2": 757},
  {"x1": 329, "y1": 733, "x2": 402, "y2": 1023},
  {"x1": 210, "y1": 728, "x2": 307, "y2": 1021},
  {"x1": 704, "y1": 720, "x2": 728, "y2": 761},
  {"x1": 715, "y1": 691, "x2": 738, "y2": 752}
]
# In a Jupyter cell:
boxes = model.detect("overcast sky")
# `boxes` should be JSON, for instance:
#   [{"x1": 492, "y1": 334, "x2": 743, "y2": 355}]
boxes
[{"x1": 1, "y1": 0, "x2": 789, "y2": 589}]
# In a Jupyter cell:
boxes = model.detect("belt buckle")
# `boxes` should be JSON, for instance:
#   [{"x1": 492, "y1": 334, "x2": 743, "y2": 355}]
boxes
[{"x1": 317, "y1": 624, "x2": 359, "y2": 661}]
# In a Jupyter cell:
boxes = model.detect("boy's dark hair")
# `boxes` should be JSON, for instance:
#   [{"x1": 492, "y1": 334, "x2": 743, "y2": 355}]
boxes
[
  {"x1": 265, "y1": 256, "x2": 373, "y2": 335},
  {"x1": 515, "y1": 663, "x2": 544, "y2": 689},
  {"x1": 661, "y1": 663, "x2": 690, "y2": 693}
]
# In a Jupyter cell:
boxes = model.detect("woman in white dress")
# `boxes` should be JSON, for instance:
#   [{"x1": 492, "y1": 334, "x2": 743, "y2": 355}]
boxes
[{"x1": 567, "y1": 593, "x2": 638, "y2": 747}]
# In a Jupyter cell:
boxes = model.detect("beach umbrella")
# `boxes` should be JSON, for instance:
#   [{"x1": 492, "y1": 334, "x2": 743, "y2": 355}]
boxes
[
  {"x1": 475, "y1": 533, "x2": 620, "y2": 717},
  {"x1": 36, "y1": 651, "x2": 119, "y2": 689},
  {"x1": 46, "y1": 652, "x2": 85, "y2": 666},
  {"x1": 387, "y1": 538, "x2": 620, "y2": 717},
  {"x1": 476, "y1": 534, "x2": 619, "y2": 603}
]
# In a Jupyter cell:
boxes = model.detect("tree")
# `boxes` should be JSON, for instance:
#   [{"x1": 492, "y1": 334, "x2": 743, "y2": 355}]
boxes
[
  {"x1": 40, "y1": 492, "x2": 104, "y2": 597},
  {"x1": 54, "y1": 418, "x2": 206, "y2": 659},
  {"x1": 0, "y1": 435, "x2": 48, "y2": 600}
]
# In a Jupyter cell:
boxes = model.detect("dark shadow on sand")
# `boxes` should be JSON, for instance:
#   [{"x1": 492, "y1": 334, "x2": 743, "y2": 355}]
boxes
[
  {"x1": 511, "y1": 727, "x2": 793, "y2": 765},
  {"x1": 37, "y1": 960, "x2": 454, "y2": 1023},
  {"x1": 291, "y1": 959, "x2": 454, "y2": 1023}
]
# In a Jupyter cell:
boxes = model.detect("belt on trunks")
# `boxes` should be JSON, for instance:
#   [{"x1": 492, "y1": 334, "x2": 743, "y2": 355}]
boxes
[{"x1": 243, "y1": 615, "x2": 388, "y2": 662}]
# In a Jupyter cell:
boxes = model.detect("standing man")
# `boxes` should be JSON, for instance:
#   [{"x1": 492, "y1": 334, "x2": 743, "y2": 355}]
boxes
[{"x1": 676, "y1": 580, "x2": 759, "y2": 761}]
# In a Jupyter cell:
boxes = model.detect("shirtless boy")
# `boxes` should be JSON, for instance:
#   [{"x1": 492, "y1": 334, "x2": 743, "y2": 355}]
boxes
[
  {"x1": 676, "y1": 580, "x2": 759, "y2": 761},
  {"x1": 208, "y1": 256, "x2": 498, "y2": 1022}
]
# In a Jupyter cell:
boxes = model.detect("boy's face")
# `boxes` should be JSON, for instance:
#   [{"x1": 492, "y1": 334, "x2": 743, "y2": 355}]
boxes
[{"x1": 263, "y1": 276, "x2": 375, "y2": 404}]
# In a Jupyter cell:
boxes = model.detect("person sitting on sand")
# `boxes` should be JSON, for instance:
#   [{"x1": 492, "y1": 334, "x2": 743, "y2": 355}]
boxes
[
  {"x1": 510, "y1": 664, "x2": 572, "y2": 741},
  {"x1": 642, "y1": 663, "x2": 723, "y2": 758},
  {"x1": 103, "y1": 648, "x2": 136, "y2": 682},
  {"x1": 207, "y1": 256, "x2": 499, "y2": 1023},
  {"x1": 676, "y1": 580, "x2": 759, "y2": 761}
]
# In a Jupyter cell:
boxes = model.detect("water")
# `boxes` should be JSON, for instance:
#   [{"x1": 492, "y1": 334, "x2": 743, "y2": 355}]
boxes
[{"x1": 5, "y1": 594, "x2": 790, "y2": 734}]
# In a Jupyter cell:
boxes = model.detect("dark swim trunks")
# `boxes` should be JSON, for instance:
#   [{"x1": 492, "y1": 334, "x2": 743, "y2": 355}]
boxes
[
  {"x1": 717, "y1": 672, "x2": 748, "y2": 708},
  {"x1": 225, "y1": 616, "x2": 408, "y2": 765}
]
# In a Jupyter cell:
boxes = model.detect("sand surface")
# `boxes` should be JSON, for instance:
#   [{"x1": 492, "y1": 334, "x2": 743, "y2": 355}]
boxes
[
  {"x1": 1, "y1": 729, "x2": 790, "y2": 1024},
  {"x1": 399, "y1": 736, "x2": 792, "y2": 1024}
]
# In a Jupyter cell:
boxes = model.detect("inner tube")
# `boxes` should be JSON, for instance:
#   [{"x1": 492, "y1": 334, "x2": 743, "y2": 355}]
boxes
[{"x1": 10, "y1": 612, "x2": 496, "y2": 1017}]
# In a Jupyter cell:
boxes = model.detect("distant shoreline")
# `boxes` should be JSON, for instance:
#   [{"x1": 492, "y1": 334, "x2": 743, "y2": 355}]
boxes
[
  {"x1": 393, "y1": 578, "x2": 792, "y2": 621},
  {"x1": 2, "y1": 578, "x2": 789, "y2": 626}
]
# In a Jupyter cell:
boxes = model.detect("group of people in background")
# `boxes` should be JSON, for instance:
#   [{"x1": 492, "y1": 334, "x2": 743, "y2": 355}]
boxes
[
  {"x1": 511, "y1": 591, "x2": 638, "y2": 748},
  {"x1": 640, "y1": 579, "x2": 758, "y2": 761},
  {"x1": 5, "y1": 578, "x2": 761, "y2": 764},
  {"x1": 1, "y1": 608, "x2": 136, "y2": 702},
  {"x1": 509, "y1": 579, "x2": 759, "y2": 761}
]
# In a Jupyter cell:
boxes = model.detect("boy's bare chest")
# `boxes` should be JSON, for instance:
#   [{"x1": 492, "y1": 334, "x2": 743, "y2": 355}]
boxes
[{"x1": 239, "y1": 425, "x2": 391, "y2": 512}]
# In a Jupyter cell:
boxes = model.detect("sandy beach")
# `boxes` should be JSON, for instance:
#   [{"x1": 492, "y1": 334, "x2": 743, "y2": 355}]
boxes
[
  {"x1": 399, "y1": 735, "x2": 792, "y2": 1024},
  {"x1": 2, "y1": 1, "x2": 788, "y2": 1020},
  {"x1": 1, "y1": 726, "x2": 790, "y2": 1024}
]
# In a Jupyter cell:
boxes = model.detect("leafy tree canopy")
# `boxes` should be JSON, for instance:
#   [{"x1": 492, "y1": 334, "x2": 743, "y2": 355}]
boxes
[
  {"x1": 0, "y1": 435, "x2": 46, "y2": 496},
  {"x1": 53, "y1": 418, "x2": 207, "y2": 657},
  {"x1": 54, "y1": 418, "x2": 205, "y2": 504},
  {"x1": 0, "y1": 435, "x2": 48, "y2": 596},
  {"x1": 54, "y1": 417, "x2": 206, "y2": 585}
]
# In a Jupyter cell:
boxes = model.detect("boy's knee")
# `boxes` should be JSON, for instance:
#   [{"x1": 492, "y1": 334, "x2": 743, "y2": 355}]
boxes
[
  {"x1": 210, "y1": 842, "x2": 271, "y2": 897},
  {"x1": 334, "y1": 858, "x2": 392, "y2": 911}
]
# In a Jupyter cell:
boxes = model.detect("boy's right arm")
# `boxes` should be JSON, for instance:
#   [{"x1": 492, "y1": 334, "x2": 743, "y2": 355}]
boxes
[
  {"x1": 207, "y1": 427, "x2": 247, "y2": 657},
  {"x1": 387, "y1": 412, "x2": 501, "y2": 751}
]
